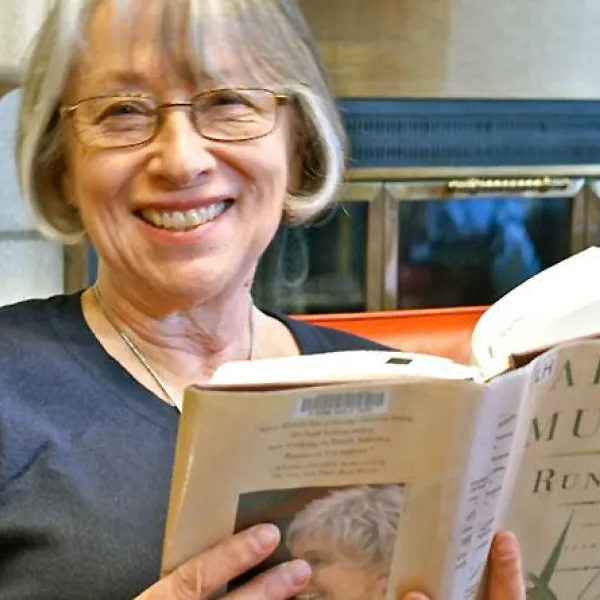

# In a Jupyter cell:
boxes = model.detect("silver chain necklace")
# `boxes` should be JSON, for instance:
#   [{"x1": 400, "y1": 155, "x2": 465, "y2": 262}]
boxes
[{"x1": 92, "y1": 285, "x2": 255, "y2": 409}]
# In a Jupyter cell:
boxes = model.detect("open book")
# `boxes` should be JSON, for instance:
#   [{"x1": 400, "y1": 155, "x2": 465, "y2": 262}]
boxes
[{"x1": 162, "y1": 247, "x2": 600, "y2": 600}]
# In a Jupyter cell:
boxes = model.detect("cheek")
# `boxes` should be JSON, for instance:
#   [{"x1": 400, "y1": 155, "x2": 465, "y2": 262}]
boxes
[
  {"x1": 315, "y1": 566, "x2": 375, "y2": 600},
  {"x1": 250, "y1": 148, "x2": 290, "y2": 218},
  {"x1": 231, "y1": 131, "x2": 293, "y2": 198},
  {"x1": 70, "y1": 152, "x2": 138, "y2": 214}
]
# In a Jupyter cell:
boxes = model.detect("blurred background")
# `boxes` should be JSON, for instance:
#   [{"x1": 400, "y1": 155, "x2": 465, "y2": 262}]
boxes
[{"x1": 2, "y1": 0, "x2": 600, "y2": 313}]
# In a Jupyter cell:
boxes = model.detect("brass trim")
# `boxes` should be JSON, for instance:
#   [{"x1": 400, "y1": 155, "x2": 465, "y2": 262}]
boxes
[
  {"x1": 63, "y1": 243, "x2": 90, "y2": 294},
  {"x1": 337, "y1": 182, "x2": 383, "y2": 202},
  {"x1": 447, "y1": 176, "x2": 573, "y2": 194},
  {"x1": 365, "y1": 186, "x2": 385, "y2": 311},
  {"x1": 570, "y1": 189, "x2": 587, "y2": 254},
  {"x1": 382, "y1": 187, "x2": 400, "y2": 310},
  {"x1": 589, "y1": 179, "x2": 600, "y2": 200},
  {"x1": 385, "y1": 178, "x2": 584, "y2": 201},
  {"x1": 346, "y1": 165, "x2": 600, "y2": 181},
  {"x1": 584, "y1": 181, "x2": 600, "y2": 248},
  {"x1": 338, "y1": 182, "x2": 385, "y2": 310}
]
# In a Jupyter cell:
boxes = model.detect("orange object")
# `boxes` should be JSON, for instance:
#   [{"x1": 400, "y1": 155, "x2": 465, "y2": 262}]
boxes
[{"x1": 295, "y1": 306, "x2": 487, "y2": 365}]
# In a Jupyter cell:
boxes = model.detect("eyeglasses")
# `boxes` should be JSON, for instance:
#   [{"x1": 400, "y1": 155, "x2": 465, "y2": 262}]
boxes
[{"x1": 60, "y1": 87, "x2": 290, "y2": 150}]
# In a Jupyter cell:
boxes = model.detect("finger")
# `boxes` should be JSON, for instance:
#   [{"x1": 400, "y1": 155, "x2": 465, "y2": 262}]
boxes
[
  {"x1": 488, "y1": 531, "x2": 525, "y2": 600},
  {"x1": 137, "y1": 524, "x2": 281, "y2": 600},
  {"x1": 395, "y1": 576, "x2": 436, "y2": 600},
  {"x1": 226, "y1": 559, "x2": 312, "y2": 600}
]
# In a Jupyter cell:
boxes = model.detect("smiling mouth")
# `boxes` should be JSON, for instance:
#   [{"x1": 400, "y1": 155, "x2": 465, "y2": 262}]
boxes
[{"x1": 137, "y1": 200, "x2": 233, "y2": 231}]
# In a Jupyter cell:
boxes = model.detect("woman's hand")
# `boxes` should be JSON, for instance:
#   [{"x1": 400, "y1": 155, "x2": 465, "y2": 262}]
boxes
[
  {"x1": 136, "y1": 524, "x2": 311, "y2": 600},
  {"x1": 400, "y1": 531, "x2": 525, "y2": 600}
]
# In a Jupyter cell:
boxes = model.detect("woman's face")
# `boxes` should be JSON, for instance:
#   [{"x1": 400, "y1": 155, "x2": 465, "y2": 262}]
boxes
[
  {"x1": 290, "y1": 536, "x2": 388, "y2": 600},
  {"x1": 62, "y1": 0, "x2": 298, "y2": 309}
]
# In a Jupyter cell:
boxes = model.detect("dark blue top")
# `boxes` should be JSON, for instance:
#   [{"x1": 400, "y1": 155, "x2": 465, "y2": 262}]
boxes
[{"x1": 0, "y1": 293, "x2": 386, "y2": 599}]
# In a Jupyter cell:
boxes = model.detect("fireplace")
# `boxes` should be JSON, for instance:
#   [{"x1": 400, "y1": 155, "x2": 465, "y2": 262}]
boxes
[{"x1": 252, "y1": 98, "x2": 600, "y2": 314}]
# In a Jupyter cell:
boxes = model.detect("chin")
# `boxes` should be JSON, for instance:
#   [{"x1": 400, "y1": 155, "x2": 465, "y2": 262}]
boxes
[
  {"x1": 154, "y1": 270, "x2": 244, "y2": 308},
  {"x1": 132, "y1": 246, "x2": 259, "y2": 306}
]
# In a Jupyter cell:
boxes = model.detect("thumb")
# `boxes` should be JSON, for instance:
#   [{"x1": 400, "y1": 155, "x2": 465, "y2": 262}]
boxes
[
  {"x1": 488, "y1": 531, "x2": 525, "y2": 600},
  {"x1": 135, "y1": 524, "x2": 282, "y2": 599}
]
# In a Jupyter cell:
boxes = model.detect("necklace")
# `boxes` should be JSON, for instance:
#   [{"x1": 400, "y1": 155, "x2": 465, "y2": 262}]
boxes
[{"x1": 91, "y1": 285, "x2": 255, "y2": 410}]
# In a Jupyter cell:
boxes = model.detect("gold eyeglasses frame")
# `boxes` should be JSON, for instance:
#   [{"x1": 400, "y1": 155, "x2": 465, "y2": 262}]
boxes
[{"x1": 59, "y1": 87, "x2": 291, "y2": 150}]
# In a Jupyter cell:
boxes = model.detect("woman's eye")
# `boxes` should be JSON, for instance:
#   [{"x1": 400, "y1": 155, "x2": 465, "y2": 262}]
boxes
[
  {"x1": 98, "y1": 101, "x2": 150, "y2": 121},
  {"x1": 197, "y1": 93, "x2": 263, "y2": 125},
  {"x1": 215, "y1": 91, "x2": 249, "y2": 106},
  {"x1": 203, "y1": 91, "x2": 256, "y2": 111}
]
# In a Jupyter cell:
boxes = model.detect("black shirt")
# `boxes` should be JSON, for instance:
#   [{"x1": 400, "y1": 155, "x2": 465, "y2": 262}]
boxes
[{"x1": 0, "y1": 293, "x2": 386, "y2": 599}]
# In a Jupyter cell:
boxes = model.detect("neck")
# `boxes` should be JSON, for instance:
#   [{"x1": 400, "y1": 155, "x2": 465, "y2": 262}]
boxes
[{"x1": 86, "y1": 274, "x2": 256, "y2": 405}]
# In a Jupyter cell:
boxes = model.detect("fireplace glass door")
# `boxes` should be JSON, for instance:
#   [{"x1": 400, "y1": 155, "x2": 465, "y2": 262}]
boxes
[
  {"x1": 252, "y1": 183, "x2": 384, "y2": 314},
  {"x1": 383, "y1": 176, "x2": 589, "y2": 309}
]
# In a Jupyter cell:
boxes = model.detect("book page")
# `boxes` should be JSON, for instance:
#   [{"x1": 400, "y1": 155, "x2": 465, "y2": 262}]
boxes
[
  {"x1": 498, "y1": 340, "x2": 600, "y2": 599},
  {"x1": 444, "y1": 370, "x2": 527, "y2": 600},
  {"x1": 471, "y1": 247, "x2": 600, "y2": 377},
  {"x1": 161, "y1": 375, "x2": 524, "y2": 600},
  {"x1": 211, "y1": 350, "x2": 482, "y2": 386}
]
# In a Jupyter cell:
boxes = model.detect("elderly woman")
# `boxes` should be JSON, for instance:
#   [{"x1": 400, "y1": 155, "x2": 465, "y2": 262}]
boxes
[
  {"x1": 285, "y1": 485, "x2": 404, "y2": 600},
  {"x1": 0, "y1": 0, "x2": 524, "y2": 598}
]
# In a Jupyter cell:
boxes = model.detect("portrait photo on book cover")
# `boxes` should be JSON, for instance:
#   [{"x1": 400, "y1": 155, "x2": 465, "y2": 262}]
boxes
[{"x1": 231, "y1": 483, "x2": 404, "y2": 600}]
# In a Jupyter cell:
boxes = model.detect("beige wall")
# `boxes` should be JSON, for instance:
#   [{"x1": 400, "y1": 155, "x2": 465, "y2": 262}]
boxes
[
  {"x1": 300, "y1": 0, "x2": 600, "y2": 99},
  {"x1": 302, "y1": 0, "x2": 451, "y2": 97}
]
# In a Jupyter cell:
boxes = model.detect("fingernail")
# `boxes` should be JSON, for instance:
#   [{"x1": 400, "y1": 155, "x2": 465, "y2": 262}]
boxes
[
  {"x1": 286, "y1": 559, "x2": 312, "y2": 586},
  {"x1": 254, "y1": 524, "x2": 280, "y2": 550},
  {"x1": 494, "y1": 531, "x2": 518, "y2": 559},
  {"x1": 403, "y1": 594, "x2": 429, "y2": 600}
]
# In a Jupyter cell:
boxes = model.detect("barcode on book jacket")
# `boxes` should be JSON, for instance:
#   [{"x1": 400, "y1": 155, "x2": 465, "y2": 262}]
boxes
[{"x1": 294, "y1": 390, "x2": 389, "y2": 418}]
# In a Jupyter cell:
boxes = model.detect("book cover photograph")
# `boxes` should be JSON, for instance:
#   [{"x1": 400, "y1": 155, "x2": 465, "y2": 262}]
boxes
[{"x1": 230, "y1": 483, "x2": 404, "y2": 599}]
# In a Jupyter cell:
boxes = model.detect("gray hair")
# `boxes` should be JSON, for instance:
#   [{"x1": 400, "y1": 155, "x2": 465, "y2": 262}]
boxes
[
  {"x1": 16, "y1": 0, "x2": 347, "y2": 244},
  {"x1": 285, "y1": 485, "x2": 403, "y2": 573}
]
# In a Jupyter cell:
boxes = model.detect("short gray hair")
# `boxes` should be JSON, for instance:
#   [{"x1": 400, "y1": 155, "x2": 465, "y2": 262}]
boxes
[
  {"x1": 16, "y1": 0, "x2": 347, "y2": 245},
  {"x1": 285, "y1": 485, "x2": 403, "y2": 572}
]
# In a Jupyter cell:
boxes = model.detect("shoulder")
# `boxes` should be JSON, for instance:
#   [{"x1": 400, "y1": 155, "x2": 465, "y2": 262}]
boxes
[
  {"x1": 0, "y1": 293, "x2": 83, "y2": 355},
  {"x1": 268, "y1": 311, "x2": 393, "y2": 354},
  {"x1": 0, "y1": 295, "x2": 84, "y2": 485}
]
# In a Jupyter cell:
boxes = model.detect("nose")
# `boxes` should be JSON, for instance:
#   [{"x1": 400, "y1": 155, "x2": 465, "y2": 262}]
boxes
[{"x1": 147, "y1": 110, "x2": 218, "y2": 188}]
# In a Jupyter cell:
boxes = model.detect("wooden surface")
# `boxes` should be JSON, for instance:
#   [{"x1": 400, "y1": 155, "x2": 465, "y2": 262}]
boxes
[
  {"x1": 300, "y1": 0, "x2": 600, "y2": 99},
  {"x1": 0, "y1": 82, "x2": 17, "y2": 98}
]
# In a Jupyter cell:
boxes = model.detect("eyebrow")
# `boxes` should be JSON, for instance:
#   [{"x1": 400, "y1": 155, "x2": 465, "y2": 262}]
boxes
[
  {"x1": 99, "y1": 67, "x2": 239, "y2": 90},
  {"x1": 100, "y1": 70, "x2": 163, "y2": 89}
]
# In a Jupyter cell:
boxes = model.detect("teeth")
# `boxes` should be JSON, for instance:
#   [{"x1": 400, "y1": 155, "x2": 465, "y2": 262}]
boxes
[{"x1": 141, "y1": 201, "x2": 228, "y2": 231}]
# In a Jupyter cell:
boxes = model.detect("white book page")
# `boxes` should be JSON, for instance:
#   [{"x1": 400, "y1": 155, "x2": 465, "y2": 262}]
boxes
[
  {"x1": 471, "y1": 247, "x2": 600, "y2": 376},
  {"x1": 510, "y1": 300, "x2": 600, "y2": 356},
  {"x1": 210, "y1": 350, "x2": 482, "y2": 386}
]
